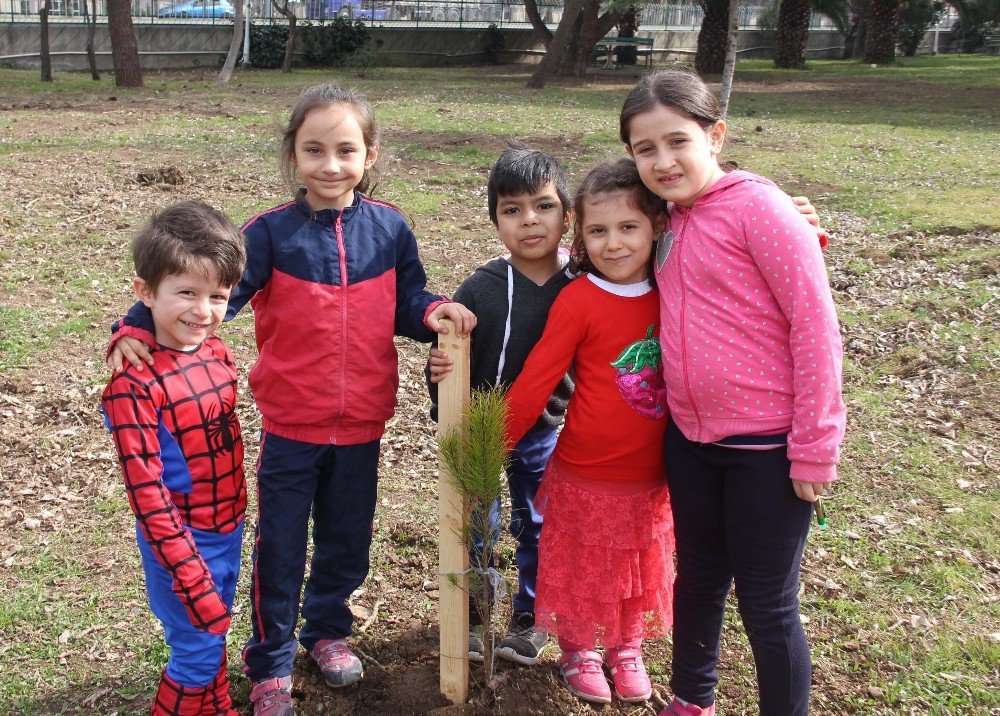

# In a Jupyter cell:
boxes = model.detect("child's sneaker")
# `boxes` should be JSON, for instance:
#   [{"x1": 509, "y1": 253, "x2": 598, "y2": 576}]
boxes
[
  {"x1": 468, "y1": 625, "x2": 485, "y2": 663},
  {"x1": 496, "y1": 611, "x2": 549, "y2": 665},
  {"x1": 558, "y1": 650, "x2": 612, "y2": 704},
  {"x1": 310, "y1": 638, "x2": 364, "y2": 687},
  {"x1": 660, "y1": 697, "x2": 716, "y2": 716},
  {"x1": 606, "y1": 645, "x2": 652, "y2": 702},
  {"x1": 249, "y1": 676, "x2": 295, "y2": 716}
]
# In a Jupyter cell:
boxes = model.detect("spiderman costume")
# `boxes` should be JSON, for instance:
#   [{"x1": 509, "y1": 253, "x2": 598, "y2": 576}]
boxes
[{"x1": 102, "y1": 336, "x2": 246, "y2": 716}]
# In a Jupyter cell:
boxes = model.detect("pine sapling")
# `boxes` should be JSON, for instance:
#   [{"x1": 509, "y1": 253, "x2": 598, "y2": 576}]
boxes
[{"x1": 438, "y1": 386, "x2": 510, "y2": 690}]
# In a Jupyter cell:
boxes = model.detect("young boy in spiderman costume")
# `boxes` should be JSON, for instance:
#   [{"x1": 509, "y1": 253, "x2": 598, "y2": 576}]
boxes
[{"x1": 101, "y1": 200, "x2": 248, "y2": 715}]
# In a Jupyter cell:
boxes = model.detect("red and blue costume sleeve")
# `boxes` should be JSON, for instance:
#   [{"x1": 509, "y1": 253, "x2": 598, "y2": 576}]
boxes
[{"x1": 101, "y1": 340, "x2": 246, "y2": 634}]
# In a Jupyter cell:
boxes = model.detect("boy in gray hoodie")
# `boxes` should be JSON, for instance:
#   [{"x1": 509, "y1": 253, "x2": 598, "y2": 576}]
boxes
[{"x1": 429, "y1": 143, "x2": 574, "y2": 666}]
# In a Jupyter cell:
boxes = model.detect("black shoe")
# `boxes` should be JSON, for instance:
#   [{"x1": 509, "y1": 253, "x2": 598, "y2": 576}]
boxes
[{"x1": 496, "y1": 611, "x2": 548, "y2": 665}]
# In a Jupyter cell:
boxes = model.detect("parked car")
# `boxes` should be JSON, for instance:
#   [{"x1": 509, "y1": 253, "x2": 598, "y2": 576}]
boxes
[
  {"x1": 157, "y1": 0, "x2": 235, "y2": 18},
  {"x1": 305, "y1": 0, "x2": 386, "y2": 21}
]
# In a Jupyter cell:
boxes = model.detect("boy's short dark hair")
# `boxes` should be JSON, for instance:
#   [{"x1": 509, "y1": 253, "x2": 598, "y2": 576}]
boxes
[
  {"x1": 487, "y1": 142, "x2": 570, "y2": 225},
  {"x1": 132, "y1": 200, "x2": 246, "y2": 292}
]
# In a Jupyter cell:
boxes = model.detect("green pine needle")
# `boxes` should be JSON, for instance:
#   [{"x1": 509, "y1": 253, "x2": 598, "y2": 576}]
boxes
[{"x1": 439, "y1": 386, "x2": 510, "y2": 507}]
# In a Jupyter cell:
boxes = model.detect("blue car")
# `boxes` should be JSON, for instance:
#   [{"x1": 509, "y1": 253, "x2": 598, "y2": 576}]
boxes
[{"x1": 158, "y1": 0, "x2": 235, "y2": 18}]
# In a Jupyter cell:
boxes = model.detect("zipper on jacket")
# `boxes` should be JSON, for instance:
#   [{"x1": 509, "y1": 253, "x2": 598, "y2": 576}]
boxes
[
  {"x1": 675, "y1": 209, "x2": 703, "y2": 440},
  {"x1": 333, "y1": 213, "x2": 350, "y2": 442}
]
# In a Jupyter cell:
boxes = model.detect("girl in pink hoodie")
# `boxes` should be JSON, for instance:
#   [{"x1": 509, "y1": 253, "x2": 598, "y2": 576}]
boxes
[{"x1": 620, "y1": 70, "x2": 846, "y2": 716}]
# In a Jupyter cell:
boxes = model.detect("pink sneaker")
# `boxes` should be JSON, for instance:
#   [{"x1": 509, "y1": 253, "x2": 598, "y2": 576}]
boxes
[
  {"x1": 558, "y1": 650, "x2": 612, "y2": 704},
  {"x1": 310, "y1": 638, "x2": 364, "y2": 687},
  {"x1": 249, "y1": 676, "x2": 295, "y2": 716},
  {"x1": 660, "y1": 696, "x2": 717, "y2": 715},
  {"x1": 606, "y1": 645, "x2": 652, "y2": 702}
]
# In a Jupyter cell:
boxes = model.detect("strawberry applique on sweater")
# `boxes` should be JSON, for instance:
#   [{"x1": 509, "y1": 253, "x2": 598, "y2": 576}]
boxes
[{"x1": 611, "y1": 325, "x2": 668, "y2": 420}]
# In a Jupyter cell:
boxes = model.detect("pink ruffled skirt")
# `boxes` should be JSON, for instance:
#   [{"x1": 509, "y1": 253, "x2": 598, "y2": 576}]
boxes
[{"x1": 534, "y1": 458, "x2": 675, "y2": 648}]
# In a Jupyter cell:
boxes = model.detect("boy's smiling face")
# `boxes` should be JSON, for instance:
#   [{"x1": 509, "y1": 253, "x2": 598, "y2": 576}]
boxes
[
  {"x1": 135, "y1": 267, "x2": 232, "y2": 351},
  {"x1": 494, "y1": 181, "x2": 570, "y2": 279}
]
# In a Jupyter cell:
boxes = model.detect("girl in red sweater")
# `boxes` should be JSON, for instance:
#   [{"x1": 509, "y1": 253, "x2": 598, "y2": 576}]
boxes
[{"x1": 503, "y1": 159, "x2": 674, "y2": 706}]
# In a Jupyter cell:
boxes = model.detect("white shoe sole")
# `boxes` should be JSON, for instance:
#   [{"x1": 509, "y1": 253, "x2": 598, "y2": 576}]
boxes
[
  {"x1": 558, "y1": 670, "x2": 612, "y2": 705},
  {"x1": 495, "y1": 644, "x2": 544, "y2": 666},
  {"x1": 615, "y1": 689, "x2": 653, "y2": 703}
]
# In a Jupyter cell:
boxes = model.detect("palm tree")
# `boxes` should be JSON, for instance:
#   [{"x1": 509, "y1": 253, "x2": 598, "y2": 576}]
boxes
[
  {"x1": 774, "y1": 0, "x2": 850, "y2": 68},
  {"x1": 695, "y1": 0, "x2": 731, "y2": 75},
  {"x1": 947, "y1": 0, "x2": 1000, "y2": 52},
  {"x1": 862, "y1": 0, "x2": 900, "y2": 62}
]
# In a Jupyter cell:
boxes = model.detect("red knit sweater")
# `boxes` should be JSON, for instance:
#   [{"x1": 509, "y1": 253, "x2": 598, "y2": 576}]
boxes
[{"x1": 505, "y1": 275, "x2": 667, "y2": 484}]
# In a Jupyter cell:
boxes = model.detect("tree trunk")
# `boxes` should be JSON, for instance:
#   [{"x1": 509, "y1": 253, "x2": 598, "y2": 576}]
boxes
[
  {"x1": 82, "y1": 0, "x2": 100, "y2": 80},
  {"x1": 842, "y1": 0, "x2": 865, "y2": 58},
  {"x1": 527, "y1": 0, "x2": 585, "y2": 88},
  {"x1": 851, "y1": 0, "x2": 871, "y2": 57},
  {"x1": 219, "y1": 0, "x2": 245, "y2": 83},
  {"x1": 40, "y1": 0, "x2": 52, "y2": 83},
  {"x1": 862, "y1": 0, "x2": 899, "y2": 63},
  {"x1": 108, "y1": 0, "x2": 143, "y2": 87},
  {"x1": 526, "y1": 0, "x2": 623, "y2": 87},
  {"x1": 616, "y1": 6, "x2": 638, "y2": 65},
  {"x1": 695, "y1": 2, "x2": 730, "y2": 75},
  {"x1": 523, "y1": 0, "x2": 553, "y2": 47},
  {"x1": 282, "y1": 13, "x2": 296, "y2": 72},
  {"x1": 719, "y1": 0, "x2": 740, "y2": 117},
  {"x1": 774, "y1": 0, "x2": 812, "y2": 68}
]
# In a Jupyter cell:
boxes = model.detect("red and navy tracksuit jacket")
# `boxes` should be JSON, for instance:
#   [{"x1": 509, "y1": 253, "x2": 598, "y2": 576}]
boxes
[{"x1": 114, "y1": 190, "x2": 448, "y2": 445}]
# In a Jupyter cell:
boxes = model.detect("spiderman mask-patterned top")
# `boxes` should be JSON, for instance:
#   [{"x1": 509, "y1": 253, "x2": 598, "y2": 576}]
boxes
[{"x1": 101, "y1": 335, "x2": 247, "y2": 632}]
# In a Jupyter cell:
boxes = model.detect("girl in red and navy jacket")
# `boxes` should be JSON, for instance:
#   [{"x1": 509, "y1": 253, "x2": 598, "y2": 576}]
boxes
[
  {"x1": 109, "y1": 84, "x2": 475, "y2": 715},
  {"x1": 621, "y1": 70, "x2": 846, "y2": 716}
]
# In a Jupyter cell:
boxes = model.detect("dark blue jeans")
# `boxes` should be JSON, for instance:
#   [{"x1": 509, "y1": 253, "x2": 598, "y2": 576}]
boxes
[
  {"x1": 665, "y1": 420, "x2": 813, "y2": 715},
  {"x1": 470, "y1": 425, "x2": 557, "y2": 618},
  {"x1": 242, "y1": 432, "x2": 380, "y2": 681}
]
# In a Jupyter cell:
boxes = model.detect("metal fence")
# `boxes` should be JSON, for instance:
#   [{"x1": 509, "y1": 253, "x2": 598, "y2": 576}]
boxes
[{"x1": 1, "y1": 0, "x2": 854, "y2": 30}]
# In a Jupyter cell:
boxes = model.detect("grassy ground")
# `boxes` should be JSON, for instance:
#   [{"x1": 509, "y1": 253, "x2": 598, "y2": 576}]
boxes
[{"x1": 0, "y1": 56, "x2": 997, "y2": 715}]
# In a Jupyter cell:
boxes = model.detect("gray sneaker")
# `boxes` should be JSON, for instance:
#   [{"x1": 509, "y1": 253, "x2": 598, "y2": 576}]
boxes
[
  {"x1": 468, "y1": 625, "x2": 485, "y2": 663},
  {"x1": 496, "y1": 611, "x2": 548, "y2": 665}
]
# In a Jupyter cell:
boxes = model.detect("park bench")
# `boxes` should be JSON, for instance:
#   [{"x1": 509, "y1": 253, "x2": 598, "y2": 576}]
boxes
[
  {"x1": 589, "y1": 36, "x2": 654, "y2": 69},
  {"x1": 985, "y1": 33, "x2": 1000, "y2": 55}
]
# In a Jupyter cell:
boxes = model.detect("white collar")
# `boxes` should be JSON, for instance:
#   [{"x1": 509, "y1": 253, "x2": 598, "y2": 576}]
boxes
[{"x1": 586, "y1": 273, "x2": 653, "y2": 297}]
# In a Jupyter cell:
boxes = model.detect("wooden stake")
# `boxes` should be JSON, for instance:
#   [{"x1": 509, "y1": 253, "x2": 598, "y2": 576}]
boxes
[{"x1": 437, "y1": 320, "x2": 470, "y2": 704}]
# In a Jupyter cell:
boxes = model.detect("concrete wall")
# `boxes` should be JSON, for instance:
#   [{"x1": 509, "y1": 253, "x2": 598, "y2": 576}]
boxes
[
  {"x1": 0, "y1": 23, "x2": 548, "y2": 70},
  {"x1": 0, "y1": 22, "x2": 953, "y2": 71},
  {"x1": 1, "y1": 22, "x2": 238, "y2": 70}
]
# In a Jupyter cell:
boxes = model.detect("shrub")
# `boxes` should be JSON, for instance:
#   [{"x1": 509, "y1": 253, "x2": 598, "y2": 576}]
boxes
[
  {"x1": 898, "y1": 0, "x2": 943, "y2": 55},
  {"x1": 484, "y1": 23, "x2": 505, "y2": 63},
  {"x1": 248, "y1": 23, "x2": 288, "y2": 69},
  {"x1": 345, "y1": 38, "x2": 388, "y2": 78},
  {"x1": 301, "y1": 18, "x2": 370, "y2": 66}
]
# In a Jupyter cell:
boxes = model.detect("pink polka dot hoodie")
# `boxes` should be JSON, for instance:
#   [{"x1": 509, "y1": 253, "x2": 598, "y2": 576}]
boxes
[{"x1": 655, "y1": 170, "x2": 845, "y2": 483}]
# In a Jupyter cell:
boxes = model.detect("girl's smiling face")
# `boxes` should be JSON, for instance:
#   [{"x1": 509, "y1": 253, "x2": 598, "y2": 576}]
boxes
[
  {"x1": 293, "y1": 104, "x2": 378, "y2": 211},
  {"x1": 580, "y1": 191, "x2": 661, "y2": 285},
  {"x1": 626, "y1": 103, "x2": 726, "y2": 208}
]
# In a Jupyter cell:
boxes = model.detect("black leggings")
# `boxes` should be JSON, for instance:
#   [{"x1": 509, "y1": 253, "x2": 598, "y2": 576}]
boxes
[{"x1": 665, "y1": 420, "x2": 813, "y2": 715}]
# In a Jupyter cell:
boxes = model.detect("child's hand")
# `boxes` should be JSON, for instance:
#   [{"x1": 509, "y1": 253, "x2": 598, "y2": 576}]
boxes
[
  {"x1": 792, "y1": 479, "x2": 831, "y2": 503},
  {"x1": 175, "y1": 578, "x2": 231, "y2": 635},
  {"x1": 791, "y1": 195, "x2": 830, "y2": 248},
  {"x1": 427, "y1": 302, "x2": 477, "y2": 337},
  {"x1": 427, "y1": 347, "x2": 454, "y2": 383},
  {"x1": 108, "y1": 336, "x2": 154, "y2": 373}
]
